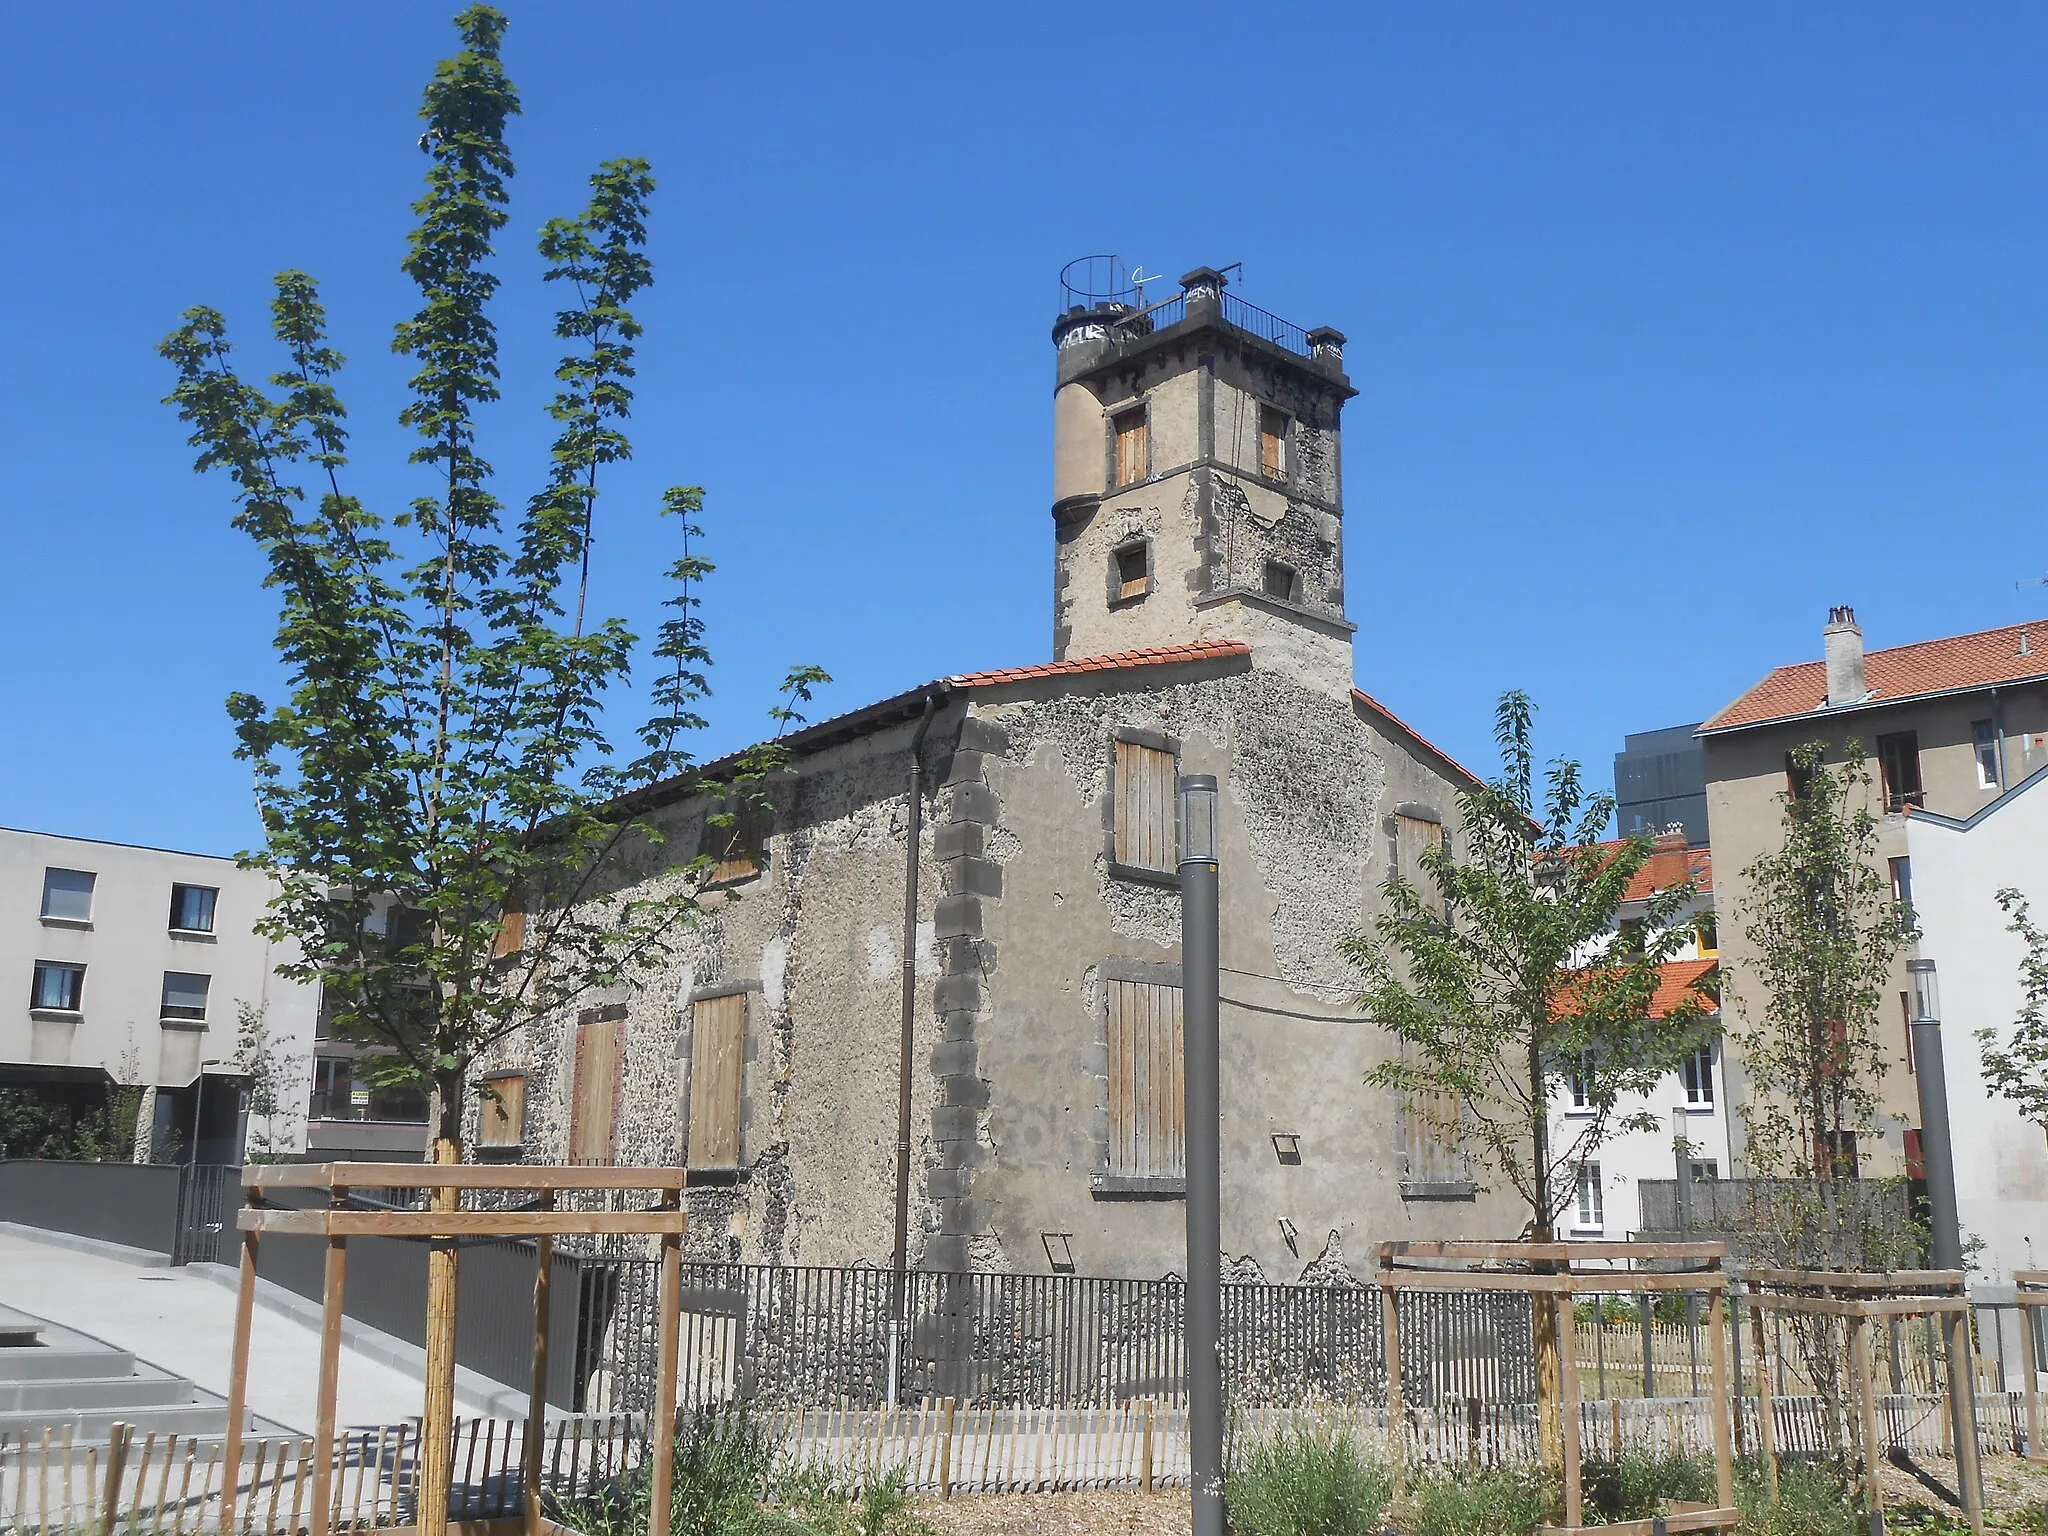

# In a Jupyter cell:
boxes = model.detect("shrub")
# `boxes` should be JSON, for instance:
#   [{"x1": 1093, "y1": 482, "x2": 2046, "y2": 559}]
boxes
[
  {"x1": 559, "y1": 1405, "x2": 774, "y2": 1536},
  {"x1": 1582, "y1": 1448, "x2": 1714, "y2": 1519},
  {"x1": 1735, "y1": 1458, "x2": 1864, "y2": 1536},
  {"x1": 1225, "y1": 1423, "x2": 1392, "y2": 1536},
  {"x1": 1403, "y1": 1467, "x2": 1555, "y2": 1536}
]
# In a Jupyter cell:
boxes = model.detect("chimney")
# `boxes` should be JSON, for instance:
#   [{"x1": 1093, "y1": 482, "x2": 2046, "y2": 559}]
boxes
[{"x1": 1824, "y1": 606, "x2": 1866, "y2": 707}]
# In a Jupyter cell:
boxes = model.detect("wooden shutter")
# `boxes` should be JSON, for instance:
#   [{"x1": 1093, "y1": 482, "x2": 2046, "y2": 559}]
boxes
[
  {"x1": 492, "y1": 909, "x2": 525, "y2": 958},
  {"x1": 1106, "y1": 978, "x2": 1184, "y2": 1180},
  {"x1": 1394, "y1": 813, "x2": 1444, "y2": 916},
  {"x1": 1114, "y1": 741, "x2": 1177, "y2": 873},
  {"x1": 1258, "y1": 406, "x2": 1286, "y2": 480},
  {"x1": 687, "y1": 993, "x2": 746, "y2": 1170},
  {"x1": 1114, "y1": 408, "x2": 1147, "y2": 487},
  {"x1": 478, "y1": 1072, "x2": 525, "y2": 1148},
  {"x1": 568, "y1": 1011, "x2": 625, "y2": 1165},
  {"x1": 1403, "y1": 1087, "x2": 1465, "y2": 1183}
]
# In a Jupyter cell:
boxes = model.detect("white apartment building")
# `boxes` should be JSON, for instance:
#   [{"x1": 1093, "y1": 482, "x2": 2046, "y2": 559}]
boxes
[
  {"x1": 1904, "y1": 770, "x2": 2048, "y2": 1286},
  {"x1": 0, "y1": 827, "x2": 318, "y2": 1162},
  {"x1": 1550, "y1": 832, "x2": 1731, "y2": 1241}
]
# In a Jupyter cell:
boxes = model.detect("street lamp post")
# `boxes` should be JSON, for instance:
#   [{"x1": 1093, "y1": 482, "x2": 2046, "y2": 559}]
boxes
[{"x1": 1178, "y1": 774, "x2": 1224, "y2": 1536}]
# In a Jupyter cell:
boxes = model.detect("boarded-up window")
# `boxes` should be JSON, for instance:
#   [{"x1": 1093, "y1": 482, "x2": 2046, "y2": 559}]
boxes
[
  {"x1": 1402, "y1": 1087, "x2": 1467, "y2": 1185},
  {"x1": 1258, "y1": 405, "x2": 1287, "y2": 480},
  {"x1": 1113, "y1": 740, "x2": 1177, "y2": 874},
  {"x1": 687, "y1": 992, "x2": 746, "y2": 1170},
  {"x1": 1395, "y1": 812, "x2": 1445, "y2": 917},
  {"x1": 1115, "y1": 542, "x2": 1149, "y2": 601},
  {"x1": 1113, "y1": 407, "x2": 1148, "y2": 488},
  {"x1": 492, "y1": 908, "x2": 525, "y2": 958},
  {"x1": 706, "y1": 806, "x2": 764, "y2": 884},
  {"x1": 1106, "y1": 977, "x2": 1184, "y2": 1180},
  {"x1": 478, "y1": 1071, "x2": 526, "y2": 1148},
  {"x1": 568, "y1": 1007, "x2": 626, "y2": 1165}
]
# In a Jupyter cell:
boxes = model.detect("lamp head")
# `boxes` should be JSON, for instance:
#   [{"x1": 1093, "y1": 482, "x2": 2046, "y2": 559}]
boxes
[{"x1": 1178, "y1": 774, "x2": 1219, "y2": 867}]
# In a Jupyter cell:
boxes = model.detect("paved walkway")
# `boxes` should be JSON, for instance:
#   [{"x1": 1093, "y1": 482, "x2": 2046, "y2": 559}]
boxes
[{"x1": 0, "y1": 1230, "x2": 426, "y2": 1434}]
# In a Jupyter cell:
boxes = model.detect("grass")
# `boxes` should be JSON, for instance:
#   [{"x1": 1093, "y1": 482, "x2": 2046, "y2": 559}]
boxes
[
  {"x1": 1224, "y1": 1422, "x2": 1392, "y2": 1536},
  {"x1": 1580, "y1": 1447, "x2": 1715, "y2": 1521}
]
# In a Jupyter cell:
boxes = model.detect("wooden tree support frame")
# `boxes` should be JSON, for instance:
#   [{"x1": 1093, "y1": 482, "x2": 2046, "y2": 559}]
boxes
[
  {"x1": 1377, "y1": 1240, "x2": 1737, "y2": 1536},
  {"x1": 1741, "y1": 1267, "x2": 1985, "y2": 1536},
  {"x1": 2014, "y1": 1270, "x2": 2045, "y2": 1466},
  {"x1": 217, "y1": 1164, "x2": 691, "y2": 1536}
]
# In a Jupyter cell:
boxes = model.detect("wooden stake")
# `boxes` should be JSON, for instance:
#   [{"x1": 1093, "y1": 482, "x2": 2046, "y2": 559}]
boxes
[
  {"x1": 1948, "y1": 1310, "x2": 1985, "y2": 1535},
  {"x1": 1749, "y1": 1301, "x2": 1778, "y2": 1501},
  {"x1": 310, "y1": 1235, "x2": 347, "y2": 1536},
  {"x1": 219, "y1": 1229, "x2": 259, "y2": 1536},
  {"x1": 98, "y1": 1424, "x2": 129, "y2": 1536},
  {"x1": 1557, "y1": 1296, "x2": 1582, "y2": 1530},
  {"x1": 939, "y1": 1397, "x2": 956, "y2": 1500},
  {"x1": 524, "y1": 1213, "x2": 551, "y2": 1536},
  {"x1": 1706, "y1": 1284, "x2": 1734, "y2": 1516},
  {"x1": 645, "y1": 1192, "x2": 685, "y2": 1536},
  {"x1": 418, "y1": 1139, "x2": 460, "y2": 1536},
  {"x1": 1851, "y1": 1314, "x2": 1883, "y2": 1528}
]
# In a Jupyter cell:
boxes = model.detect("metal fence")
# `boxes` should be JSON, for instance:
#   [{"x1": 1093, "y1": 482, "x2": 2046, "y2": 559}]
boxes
[
  {"x1": 575, "y1": 1261, "x2": 1536, "y2": 1416},
  {"x1": 1636, "y1": 1177, "x2": 1915, "y2": 1264}
]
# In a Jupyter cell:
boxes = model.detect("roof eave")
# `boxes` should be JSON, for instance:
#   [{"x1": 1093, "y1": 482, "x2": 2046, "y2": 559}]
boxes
[{"x1": 1699, "y1": 671, "x2": 2048, "y2": 739}]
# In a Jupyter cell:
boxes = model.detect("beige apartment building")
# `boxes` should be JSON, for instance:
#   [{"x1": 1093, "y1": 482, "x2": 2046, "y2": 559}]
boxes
[{"x1": 1698, "y1": 607, "x2": 2048, "y2": 1173}]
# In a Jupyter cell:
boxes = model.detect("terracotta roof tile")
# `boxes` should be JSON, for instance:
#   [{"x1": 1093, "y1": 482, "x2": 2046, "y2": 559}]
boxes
[
  {"x1": 949, "y1": 640, "x2": 1251, "y2": 689},
  {"x1": 1586, "y1": 836, "x2": 1713, "y2": 901},
  {"x1": 1704, "y1": 620, "x2": 2048, "y2": 732},
  {"x1": 1648, "y1": 958, "x2": 1719, "y2": 1019}
]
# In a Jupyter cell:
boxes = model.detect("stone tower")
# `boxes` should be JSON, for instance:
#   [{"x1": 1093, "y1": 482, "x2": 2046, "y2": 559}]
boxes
[{"x1": 1050, "y1": 264, "x2": 1356, "y2": 694}]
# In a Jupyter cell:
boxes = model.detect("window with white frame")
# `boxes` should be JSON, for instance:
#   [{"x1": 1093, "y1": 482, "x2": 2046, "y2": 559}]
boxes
[
  {"x1": 1974, "y1": 720, "x2": 2001, "y2": 789},
  {"x1": 1567, "y1": 1049, "x2": 1594, "y2": 1112},
  {"x1": 1680, "y1": 1044, "x2": 1714, "y2": 1106},
  {"x1": 1574, "y1": 1163, "x2": 1604, "y2": 1230}
]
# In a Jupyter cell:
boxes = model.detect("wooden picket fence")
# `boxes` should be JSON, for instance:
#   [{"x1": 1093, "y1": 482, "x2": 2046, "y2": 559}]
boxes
[
  {"x1": 0, "y1": 1416, "x2": 647, "y2": 1536},
  {"x1": 1, "y1": 1391, "x2": 2032, "y2": 1528}
]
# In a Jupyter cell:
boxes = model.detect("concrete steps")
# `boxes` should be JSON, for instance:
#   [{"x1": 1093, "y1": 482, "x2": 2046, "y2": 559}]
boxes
[{"x1": 0, "y1": 1305, "x2": 280, "y2": 1444}]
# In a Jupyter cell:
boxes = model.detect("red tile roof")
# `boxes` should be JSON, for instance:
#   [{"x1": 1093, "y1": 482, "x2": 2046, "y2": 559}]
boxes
[
  {"x1": 1703, "y1": 620, "x2": 2048, "y2": 732},
  {"x1": 949, "y1": 640, "x2": 1251, "y2": 689},
  {"x1": 1586, "y1": 836, "x2": 1713, "y2": 901},
  {"x1": 1648, "y1": 958, "x2": 1719, "y2": 1019}
]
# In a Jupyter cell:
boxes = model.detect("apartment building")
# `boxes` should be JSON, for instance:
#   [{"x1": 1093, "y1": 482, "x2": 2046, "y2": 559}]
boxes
[
  {"x1": 0, "y1": 827, "x2": 317, "y2": 1162},
  {"x1": 1700, "y1": 607, "x2": 2048, "y2": 1177}
]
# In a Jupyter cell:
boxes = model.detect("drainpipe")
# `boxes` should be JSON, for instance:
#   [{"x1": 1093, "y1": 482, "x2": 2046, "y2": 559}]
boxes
[{"x1": 889, "y1": 687, "x2": 945, "y2": 1402}]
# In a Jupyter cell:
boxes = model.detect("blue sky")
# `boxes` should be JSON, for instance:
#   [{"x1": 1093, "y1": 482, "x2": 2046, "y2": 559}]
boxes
[{"x1": 3, "y1": 5, "x2": 2045, "y2": 855}]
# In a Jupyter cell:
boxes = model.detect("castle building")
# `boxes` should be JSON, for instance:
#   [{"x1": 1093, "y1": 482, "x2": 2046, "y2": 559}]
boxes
[{"x1": 494, "y1": 265, "x2": 1522, "y2": 1280}]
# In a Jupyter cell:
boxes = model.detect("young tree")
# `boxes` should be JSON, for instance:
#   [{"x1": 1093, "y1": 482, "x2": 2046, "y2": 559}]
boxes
[
  {"x1": 158, "y1": 11, "x2": 821, "y2": 1524},
  {"x1": 1345, "y1": 691, "x2": 1713, "y2": 1234},
  {"x1": 1982, "y1": 889, "x2": 2048, "y2": 1152},
  {"x1": 232, "y1": 1002, "x2": 308, "y2": 1162},
  {"x1": 1343, "y1": 691, "x2": 1712, "y2": 1472},
  {"x1": 1732, "y1": 741, "x2": 1914, "y2": 1456}
]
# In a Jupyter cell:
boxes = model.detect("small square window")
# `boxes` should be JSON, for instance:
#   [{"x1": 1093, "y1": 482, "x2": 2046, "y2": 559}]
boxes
[
  {"x1": 1112, "y1": 406, "x2": 1148, "y2": 489},
  {"x1": 1258, "y1": 405, "x2": 1287, "y2": 480},
  {"x1": 170, "y1": 884, "x2": 218, "y2": 933},
  {"x1": 1113, "y1": 542, "x2": 1149, "y2": 601},
  {"x1": 1973, "y1": 720, "x2": 2001, "y2": 789},
  {"x1": 40, "y1": 869, "x2": 95, "y2": 922},
  {"x1": 161, "y1": 971, "x2": 210, "y2": 1022},
  {"x1": 1693, "y1": 913, "x2": 1718, "y2": 957},
  {"x1": 31, "y1": 961, "x2": 85, "y2": 1013},
  {"x1": 1262, "y1": 559, "x2": 1299, "y2": 602}
]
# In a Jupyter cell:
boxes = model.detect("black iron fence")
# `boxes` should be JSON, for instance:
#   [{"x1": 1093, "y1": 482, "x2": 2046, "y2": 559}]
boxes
[{"x1": 574, "y1": 1260, "x2": 1536, "y2": 1415}]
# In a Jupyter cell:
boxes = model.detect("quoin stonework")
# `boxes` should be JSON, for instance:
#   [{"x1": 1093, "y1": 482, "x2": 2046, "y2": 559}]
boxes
[{"x1": 489, "y1": 264, "x2": 1522, "y2": 1281}]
